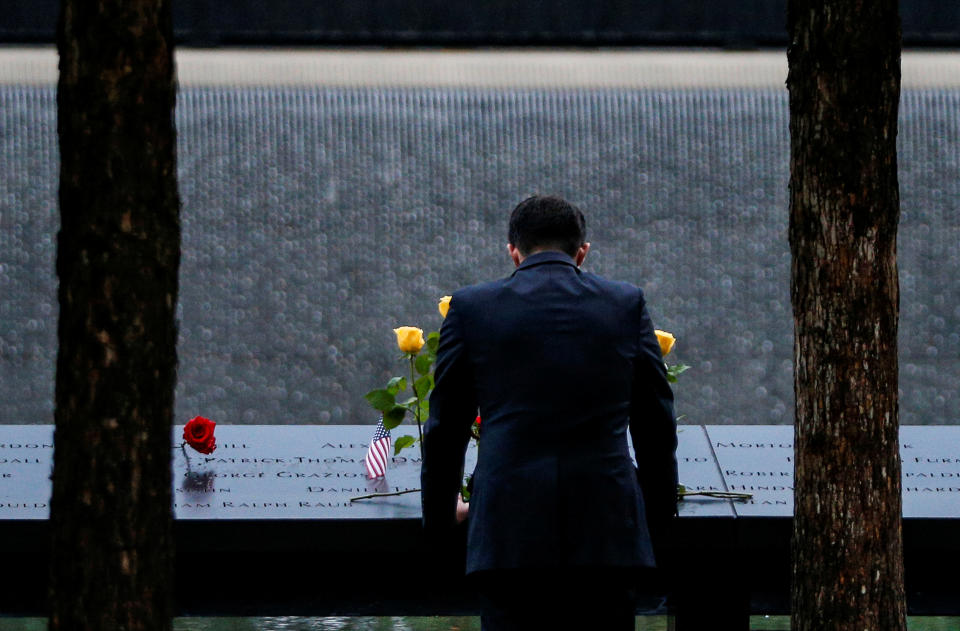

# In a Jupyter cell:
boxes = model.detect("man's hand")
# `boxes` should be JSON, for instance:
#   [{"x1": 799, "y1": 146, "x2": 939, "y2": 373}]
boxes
[{"x1": 456, "y1": 494, "x2": 470, "y2": 524}]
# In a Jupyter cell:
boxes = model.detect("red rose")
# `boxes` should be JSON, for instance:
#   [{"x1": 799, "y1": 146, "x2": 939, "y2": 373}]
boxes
[
  {"x1": 183, "y1": 416, "x2": 216, "y2": 454},
  {"x1": 475, "y1": 415, "x2": 481, "y2": 425}
]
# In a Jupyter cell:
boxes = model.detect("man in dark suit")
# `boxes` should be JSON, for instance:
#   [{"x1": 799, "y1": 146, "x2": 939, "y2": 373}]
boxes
[{"x1": 421, "y1": 195, "x2": 677, "y2": 630}]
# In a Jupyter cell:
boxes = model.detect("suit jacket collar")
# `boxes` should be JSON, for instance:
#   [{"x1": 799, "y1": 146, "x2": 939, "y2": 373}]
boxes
[{"x1": 512, "y1": 250, "x2": 579, "y2": 276}]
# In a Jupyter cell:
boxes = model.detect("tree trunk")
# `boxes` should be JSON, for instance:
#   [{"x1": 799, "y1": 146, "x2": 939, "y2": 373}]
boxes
[
  {"x1": 51, "y1": 0, "x2": 179, "y2": 628},
  {"x1": 787, "y1": 1, "x2": 905, "y2": 630}
]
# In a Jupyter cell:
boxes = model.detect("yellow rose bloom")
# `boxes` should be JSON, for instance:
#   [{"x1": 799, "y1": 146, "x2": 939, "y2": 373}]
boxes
[
  {"x1": 438, "y1": 295, "x2": 452, "y2": 318},
  {"x1": 394, "y1": 326, "x2": 425, "y2": 354},
  {"x1": 655, "y1": 330, "x2": 676, "y2": 357}
]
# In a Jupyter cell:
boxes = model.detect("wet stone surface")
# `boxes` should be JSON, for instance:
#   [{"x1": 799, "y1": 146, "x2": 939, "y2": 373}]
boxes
[
  {"x1": 0, "y1": 425, "x2": 462, "y2": 520},
  {"x1": 2, "y1": 425, "x2": 959, "y2": 520},
  {"x1": 708, "y1": 425, "x2": 794, "y2": 517},
  {"x1": 707, "y1": 425, "x2": 960, "y2": 518}
]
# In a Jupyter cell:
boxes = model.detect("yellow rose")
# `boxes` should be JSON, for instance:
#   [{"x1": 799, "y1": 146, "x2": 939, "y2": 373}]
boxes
[
  {"x1": 393, "y1": 326, "x2": 425, "y2": 354},
  {"x1": 438, "y1": 295, "x2": 452, "y2": 318},
  {"x1": 655, "y1": 330, "x2": 676, "y2": 357}
]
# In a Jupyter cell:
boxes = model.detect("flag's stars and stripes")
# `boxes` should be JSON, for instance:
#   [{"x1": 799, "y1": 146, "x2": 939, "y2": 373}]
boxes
[{"x1": 365, "y1": 418, "x2": 392, "y2": 478}]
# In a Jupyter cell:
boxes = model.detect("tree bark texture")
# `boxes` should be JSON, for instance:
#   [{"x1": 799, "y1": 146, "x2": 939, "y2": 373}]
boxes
[
  {"x1": 788, "y1": 1, "x2": 905, "y2": 630},
  {"x1": 51, "y1": 0, "x2": 179, "y2": 629}
]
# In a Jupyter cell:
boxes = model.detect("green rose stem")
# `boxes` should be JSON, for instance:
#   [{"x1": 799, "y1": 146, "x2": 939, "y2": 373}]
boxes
[
  {"x1": 678, "y1": 489, "x2": 753, "y2": 501},
  {"x1": 410, "y1": 354, "x2": 424, "y2": 458},
  {"x1": 350, "y1": 487, "x2": 420, "y2": 502},
  {"x1": 352, "y1": 487, "x2": 753, "y2": 504},
  {"x1": 180, "y1": 442, "x2": 192, "y2": 474}
]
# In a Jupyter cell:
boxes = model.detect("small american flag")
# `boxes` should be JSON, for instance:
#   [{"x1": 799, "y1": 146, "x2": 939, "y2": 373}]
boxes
[{"x1": 365, "y1": 418, "x2": 392, "y2": 478}]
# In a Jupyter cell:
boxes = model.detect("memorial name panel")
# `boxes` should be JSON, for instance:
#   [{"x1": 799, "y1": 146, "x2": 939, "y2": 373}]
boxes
[{"x1": 3, "y1": 425, "x2": 959, "y2": 520}]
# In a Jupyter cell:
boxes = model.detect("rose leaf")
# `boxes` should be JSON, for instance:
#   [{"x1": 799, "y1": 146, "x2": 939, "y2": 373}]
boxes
[
  {"x1": 364, "y1": 389, "x2": 395, "y2": 413},
  {"x1": 414, "y1": 374, "x2": 433, "y2": 399},
  {"x1": 394, "y1": 435, "x2": 417, "y2": 455},
  {"x1": 386, "y1": 376, "x2": 407, "y2": 395},
  {"x1": 383, "y1": 405, "x2": 407, "y2": 430},
  {"x1": 415, "y1": 353, "x2": 433, "y2": 376}
]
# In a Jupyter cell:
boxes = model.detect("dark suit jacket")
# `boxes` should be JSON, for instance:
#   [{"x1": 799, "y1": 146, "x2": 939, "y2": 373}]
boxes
[{"x1": 421, "y1": 250, "x2": 677, "y2": 575}]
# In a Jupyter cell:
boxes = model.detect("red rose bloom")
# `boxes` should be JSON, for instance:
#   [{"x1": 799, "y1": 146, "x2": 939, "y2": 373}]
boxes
[
  {"x1": 183, "y1": 416, "x2": 216, "y2": 454},
  {"x1": 475, "y1": 415, "x2": 481, "y2": 426}
]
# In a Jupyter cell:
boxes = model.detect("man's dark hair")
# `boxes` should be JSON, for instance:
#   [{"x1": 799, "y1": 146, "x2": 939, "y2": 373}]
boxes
[{"x1": 508, "y1": 195, "x2": 587, "y2": 258}]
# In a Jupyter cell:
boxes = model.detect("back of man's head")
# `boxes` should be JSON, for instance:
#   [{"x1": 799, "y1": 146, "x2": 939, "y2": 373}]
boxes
[{"x1": 508, "y1": 195, "x2": 587, "y2": 258}]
